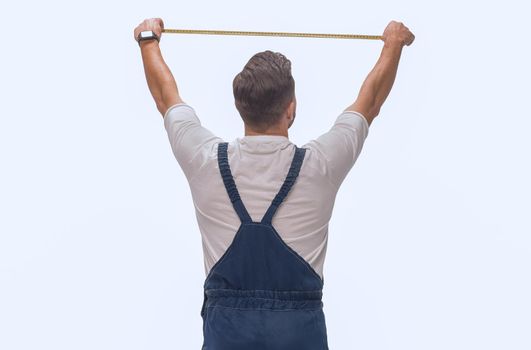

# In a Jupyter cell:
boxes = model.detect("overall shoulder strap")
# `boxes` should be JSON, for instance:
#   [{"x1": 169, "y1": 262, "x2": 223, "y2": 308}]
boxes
[
  {"x1": 217, "y1": 142, "x2": 252, "y2": 224},
  {"x1": 261, "y1": 146, "x2": 307, "y2": 225}
]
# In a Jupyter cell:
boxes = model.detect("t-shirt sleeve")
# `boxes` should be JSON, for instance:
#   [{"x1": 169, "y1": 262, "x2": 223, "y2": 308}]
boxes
[
  {"x1": 163, "y1": 103, "x2": 223, "y2": 182},
  {"x1": 302, "y1": 111, "x2": 369, "y2": 188}
]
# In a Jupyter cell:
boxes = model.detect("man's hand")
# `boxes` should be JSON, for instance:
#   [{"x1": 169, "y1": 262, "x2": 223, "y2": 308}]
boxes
[
  {"x1": 134, "y1": 18, "x2": 164, "y2": 46},
  {"x1": 382, "y1": 21, "x2": 415, "y2": 48},
  {"x1": 135, "y1": 17, "x2": 183, "y2": 116},
  {"x1": 346, "y1": 21, "x2": 415, "y2": 126}
]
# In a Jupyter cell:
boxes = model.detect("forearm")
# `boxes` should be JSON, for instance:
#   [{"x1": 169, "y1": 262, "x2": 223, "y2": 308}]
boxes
[
  {"x1": 361, "y1": 43, "x2": 402, "y2": 114},
  {"x1": 140, "y1": 41, "x2": 182, "y2": 116},
  {"x1": 349, "y1": 43, "x2": 403, "y2": 124}
]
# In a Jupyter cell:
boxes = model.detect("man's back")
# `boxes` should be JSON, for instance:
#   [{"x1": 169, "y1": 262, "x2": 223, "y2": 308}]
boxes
[{"x1": 164, "y1": 103, "x2": 369, "y2": 279}]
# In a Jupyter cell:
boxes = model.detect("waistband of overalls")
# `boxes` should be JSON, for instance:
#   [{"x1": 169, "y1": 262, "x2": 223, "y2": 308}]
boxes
[{"x1": 204, "y1": 288, "x2": 323, "y2": 311}]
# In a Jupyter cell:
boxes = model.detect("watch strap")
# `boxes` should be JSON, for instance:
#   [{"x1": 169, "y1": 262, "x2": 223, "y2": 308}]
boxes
[{"x1": 137, "y1": 30, "x2": 160, "y2": 45}]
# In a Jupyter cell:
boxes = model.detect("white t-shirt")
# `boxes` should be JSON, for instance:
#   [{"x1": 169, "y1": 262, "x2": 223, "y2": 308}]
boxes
[{"x1": 164, "y1": 103, "x2": 369, "y2": 280}]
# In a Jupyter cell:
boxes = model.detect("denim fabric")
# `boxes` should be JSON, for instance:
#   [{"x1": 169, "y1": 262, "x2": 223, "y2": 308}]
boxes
[{"x1": 200, "y1": 142, "x2": 328, "y2": 350}]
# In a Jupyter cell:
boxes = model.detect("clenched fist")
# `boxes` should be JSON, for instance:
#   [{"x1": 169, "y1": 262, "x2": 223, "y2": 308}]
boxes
[
  {"x1": 133, "y1": 18, "x2": 164, "y2": 43},
  {"x1": 382, "y1": 21, "x2": 415, "y2": 47}
]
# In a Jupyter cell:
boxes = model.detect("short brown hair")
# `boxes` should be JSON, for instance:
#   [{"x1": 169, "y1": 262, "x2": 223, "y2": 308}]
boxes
[{"x1": 233, "y1": 50, "x2": 295, "y2": 132}]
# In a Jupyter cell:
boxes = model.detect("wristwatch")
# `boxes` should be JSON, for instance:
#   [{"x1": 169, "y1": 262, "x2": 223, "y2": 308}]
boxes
[{"x1": 137, "y1": 30, "x2": 160, "y2": 45}]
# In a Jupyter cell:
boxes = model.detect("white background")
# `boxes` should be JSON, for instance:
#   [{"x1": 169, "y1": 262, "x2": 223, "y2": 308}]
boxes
[{"x1": 1, "y1": 0, "x2": 530, "y2": 349}]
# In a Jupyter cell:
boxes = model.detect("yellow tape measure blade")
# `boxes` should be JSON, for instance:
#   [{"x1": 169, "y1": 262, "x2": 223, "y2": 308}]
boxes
[{"x1": 161, "y1": 29, "x2": 382, "y2": 41}]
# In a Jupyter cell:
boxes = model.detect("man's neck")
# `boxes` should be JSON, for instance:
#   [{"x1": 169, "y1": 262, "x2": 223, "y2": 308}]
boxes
[{"x1": 244, "y1": 126, "x2": 289, "y2": 138}]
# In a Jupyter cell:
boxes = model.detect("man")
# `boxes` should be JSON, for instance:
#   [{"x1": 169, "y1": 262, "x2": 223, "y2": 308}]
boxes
[{"x1": 134, "y1": 18, "x2": 414, "y2": 349}]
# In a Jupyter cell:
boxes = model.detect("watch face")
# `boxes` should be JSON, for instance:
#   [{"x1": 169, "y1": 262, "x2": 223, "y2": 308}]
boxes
[{"x1": 140, "y1": 30, "x2": 154, "y2": 38}]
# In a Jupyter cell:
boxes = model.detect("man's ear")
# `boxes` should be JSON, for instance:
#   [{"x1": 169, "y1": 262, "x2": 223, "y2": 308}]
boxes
[
  {"x1": 287, "y1": 100, "x2": 295, "y2": 119},
  {"x1": 286, "y1": 99, "x2": 296, "y2": 128}
]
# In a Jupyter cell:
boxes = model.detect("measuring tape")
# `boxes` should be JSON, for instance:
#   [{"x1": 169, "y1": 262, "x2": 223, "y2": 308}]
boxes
[{"x1": 162, "y1": 28, "x2": 382, "y2": 41}]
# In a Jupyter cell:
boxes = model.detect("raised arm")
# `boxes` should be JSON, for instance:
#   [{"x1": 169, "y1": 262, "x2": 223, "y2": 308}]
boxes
[
  {"x1": 346, "y1": 21, "x2": 415, "y2": 126},
  {"x1": 134, "y1": 18, "x2": 183, "y2": 117}
]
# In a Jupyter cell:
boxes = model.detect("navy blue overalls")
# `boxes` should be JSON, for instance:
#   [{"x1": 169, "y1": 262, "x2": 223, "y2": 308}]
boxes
[{"x1": 200, "y1": 142, "x2": 329, "y2": 350}]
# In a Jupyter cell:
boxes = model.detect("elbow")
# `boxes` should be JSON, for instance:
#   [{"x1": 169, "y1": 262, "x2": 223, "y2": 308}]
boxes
[
  {"x1": 155, "y1": 100, "x2": 168, "y2": 117},
  {"x1": 369, "y1": 106, "x2": 381, "y2": 119},
  {"x1": 363, "y1": 106, "x2": 380, "y2": 126}
]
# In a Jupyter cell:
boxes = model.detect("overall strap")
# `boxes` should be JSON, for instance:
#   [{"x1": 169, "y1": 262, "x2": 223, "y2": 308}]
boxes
[
  {"x1": 217, "y1": 142, "x2": 253, "y2": 224},
  {"x1": 261, "y1": 146, "x2": 307, "y2": 225}
]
